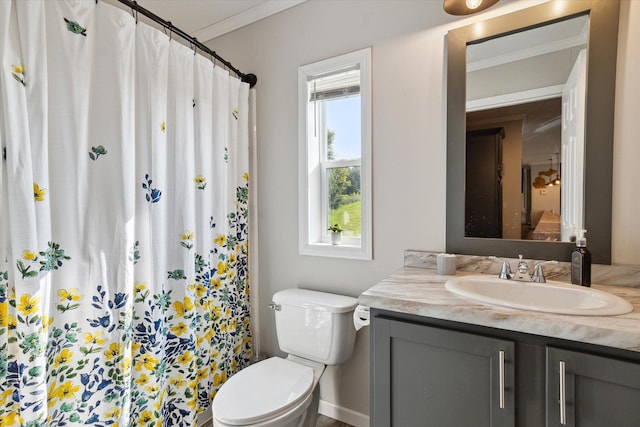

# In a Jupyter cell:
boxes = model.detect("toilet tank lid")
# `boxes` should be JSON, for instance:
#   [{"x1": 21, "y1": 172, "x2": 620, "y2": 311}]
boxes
[{"x1": 273, "y1": 289, "x2": 358, "y2": 313}]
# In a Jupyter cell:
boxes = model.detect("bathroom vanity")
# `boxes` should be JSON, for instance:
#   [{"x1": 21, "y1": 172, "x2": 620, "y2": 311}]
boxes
[
  {"x1": 376, "y1": 1, "x2": 630, "y2": 423},
  {"x1": 361, "y1": 264, "x2": 640, "y2": 426}
]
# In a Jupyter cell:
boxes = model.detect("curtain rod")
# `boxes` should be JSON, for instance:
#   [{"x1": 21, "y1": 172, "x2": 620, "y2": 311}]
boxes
[{"x1": 112, "y1": 0, "x2": 257, "y2": 88}]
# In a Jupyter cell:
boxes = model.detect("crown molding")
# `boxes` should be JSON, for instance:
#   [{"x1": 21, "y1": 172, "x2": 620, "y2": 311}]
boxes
[{"x1": 194, "y1": 0, "x2": 307, "y2": 42}]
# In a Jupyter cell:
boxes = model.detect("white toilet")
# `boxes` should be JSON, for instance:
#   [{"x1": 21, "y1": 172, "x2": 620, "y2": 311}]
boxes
[{"x1": 211, "y1": 288, "x2": 359, "y2": 427}]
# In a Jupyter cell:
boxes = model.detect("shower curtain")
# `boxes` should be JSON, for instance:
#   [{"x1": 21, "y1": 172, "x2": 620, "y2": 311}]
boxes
[{"x1": 0, "y1": 1, "x2": 252, "y2": 425}]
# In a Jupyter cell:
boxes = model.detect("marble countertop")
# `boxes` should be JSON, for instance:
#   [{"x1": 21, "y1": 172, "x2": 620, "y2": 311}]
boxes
[{"x1": 359, "y1": 267, "x2": 640, "y2": 353}]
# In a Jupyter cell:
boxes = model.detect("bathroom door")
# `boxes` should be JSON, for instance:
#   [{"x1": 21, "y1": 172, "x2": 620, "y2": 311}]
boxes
[
  {"x1": 465, "y1": 127, "x2": 505, "y2": 238},
  {"x1": 561, "y1": 49, "x2": 587, "y2": 241}
]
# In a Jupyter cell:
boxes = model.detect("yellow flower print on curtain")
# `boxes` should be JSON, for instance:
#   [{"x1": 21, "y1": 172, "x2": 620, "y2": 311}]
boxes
[
  {"x1": 214, "y1": 234, "x2": 226, "y2": 247},
  {"x1": 173, "y1": 297, "x2": 194, "y2": 317},
  {"x1": 194, "y1": 174, "x2": 206, "y2": 190},
  {"x1": 17, "y1": 293, "x2": 40, "y2": 315},
  {"x1": 33, "y1": 182, "x2": 46, "y2": 201},
  {"x1": 0, "y1": 300, "x2": 7, "y2": 327},
  {"x1": 180, "y1": 230, "x2": 194, "y2": 249},
  {"x1": 57, "y1": 288, "x2": 82, "y2": 312},
  {"x1": 11, "y1": 64, "x2": 25, "y2": 86},
  {"x1": 83, "y1": 331, "x2": 106, "y2": 346}
]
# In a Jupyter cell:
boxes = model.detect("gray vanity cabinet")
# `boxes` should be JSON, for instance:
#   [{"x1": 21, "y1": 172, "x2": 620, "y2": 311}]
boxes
[
  {"x1": 371, "y1": 314, "x2": 515, "y2": 426},
  {"x1": 371, "y1": 309, "x2": 640, "y2": 426},
  {"x1": 546, "y1": 347, "x2": 640, "y2": 427}
]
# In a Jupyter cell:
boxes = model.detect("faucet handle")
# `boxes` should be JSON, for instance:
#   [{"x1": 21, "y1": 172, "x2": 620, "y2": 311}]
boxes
[
  {"x1": 517, "y1": 254, "x2": 529, "y2": 274},
  {"x1": 532, "y1": 263, "x2": 546, "y2": 283},
  {"x1": 499, "y1": 261, "x2": 512, "y2": 280},
  {"x1": 531, "y1": 260, "x2": 558, "y2": 283}
]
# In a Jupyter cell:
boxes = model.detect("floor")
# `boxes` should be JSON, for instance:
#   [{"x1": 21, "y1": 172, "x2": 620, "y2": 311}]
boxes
[
  {"x1": 201, "y1": 415, "x2": 352, "y2": 427},
  {"x1": 316, "y1": 415, "x2": 353, "y2": 427}
]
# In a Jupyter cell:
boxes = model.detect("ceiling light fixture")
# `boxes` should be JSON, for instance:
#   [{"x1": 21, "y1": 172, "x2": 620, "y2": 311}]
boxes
[
  {"x1": 466, "y1": 0, "x2": 483, "y2": 9},
  {"x1": 443, "y1": 0, "x2": 500, "y2": 15}
]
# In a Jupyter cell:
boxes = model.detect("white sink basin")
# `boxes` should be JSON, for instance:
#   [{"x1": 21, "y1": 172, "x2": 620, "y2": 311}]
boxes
[{"x1": 445, "y1": 275, "x2": 634, "y2": 316}]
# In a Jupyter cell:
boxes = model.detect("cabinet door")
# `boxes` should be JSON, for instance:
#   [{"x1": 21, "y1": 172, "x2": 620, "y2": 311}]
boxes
[
  {"x1": 547, "y1": 347, "x2": 640, "y2": 427},
  {"x1": 372, "y1": 316, "x2": 515, "y2": 427}
]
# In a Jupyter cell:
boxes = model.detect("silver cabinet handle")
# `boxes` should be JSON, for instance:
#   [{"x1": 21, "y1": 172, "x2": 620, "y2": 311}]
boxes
[
  {"x1": 499, "y1": 350, "x2": 505, "y2": 409},
  {"x1": 559, "y1": 361, "x2": 566, "y2": 425}
]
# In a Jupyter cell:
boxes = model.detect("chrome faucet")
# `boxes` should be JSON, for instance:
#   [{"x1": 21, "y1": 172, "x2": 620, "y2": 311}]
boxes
[
  {"x1": 512, "y1": 255, "x2": 533, "y2": 282},
  {"x1": 498, "y1": 255, "x2": 557, "y2": 283}
]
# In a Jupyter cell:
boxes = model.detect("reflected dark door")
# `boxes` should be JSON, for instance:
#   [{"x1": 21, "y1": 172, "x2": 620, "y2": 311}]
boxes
[{"x1": 465, "y1": 128, "x2": 504, "y2": 238}]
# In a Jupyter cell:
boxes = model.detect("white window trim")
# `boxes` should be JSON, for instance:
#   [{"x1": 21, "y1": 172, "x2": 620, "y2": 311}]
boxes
[{"x1": 298, "y1": 48, "x2": 372, "y2": 260}]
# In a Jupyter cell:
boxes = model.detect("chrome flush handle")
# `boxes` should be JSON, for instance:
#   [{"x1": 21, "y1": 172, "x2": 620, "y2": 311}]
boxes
[{"x1": 268, "y1": 303, "x2": 281, "y2": 311}]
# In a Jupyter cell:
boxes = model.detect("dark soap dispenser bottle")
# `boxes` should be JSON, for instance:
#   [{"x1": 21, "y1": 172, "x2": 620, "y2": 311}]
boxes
[{"x1": 571, "y1": 229, "x2": 591, "y2": 287}]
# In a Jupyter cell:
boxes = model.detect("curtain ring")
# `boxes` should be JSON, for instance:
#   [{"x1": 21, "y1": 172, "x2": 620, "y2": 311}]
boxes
[
  {"x1": 132, "y1": 1, "x2": 139, "y2": 24},
  {"x1": 166, "y1": 22, "x2": 172, "y2": 41},
  {"x1": 131, "y1": 4, "x2": 138, "y2": 23},
  {"x1": 193, "y1": 38, "x2": 198, "y2": 56}
]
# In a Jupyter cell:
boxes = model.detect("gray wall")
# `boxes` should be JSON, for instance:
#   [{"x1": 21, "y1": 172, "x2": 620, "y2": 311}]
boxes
[{"x1": 206, "y1": 0, "x2": 640, "y2": 420}]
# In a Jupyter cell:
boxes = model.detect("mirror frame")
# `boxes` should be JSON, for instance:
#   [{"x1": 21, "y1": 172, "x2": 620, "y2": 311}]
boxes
[{"x1": 446, "y1": 0, "x2": 620, "y2": 264}]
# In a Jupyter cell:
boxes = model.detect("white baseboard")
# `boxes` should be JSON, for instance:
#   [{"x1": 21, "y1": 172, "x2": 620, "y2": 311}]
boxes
[
  {"x1": 318, "y1": 400, "x2": 369, "y2": 427},
  {"x1": 199, "y1": 399, "x2": 369, "y2": 427}
]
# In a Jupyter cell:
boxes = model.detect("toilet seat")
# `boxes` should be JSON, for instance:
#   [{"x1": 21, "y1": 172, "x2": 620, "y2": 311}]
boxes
[{"x1": 212, "y1": 357, "x2": 315, "y2": 426}]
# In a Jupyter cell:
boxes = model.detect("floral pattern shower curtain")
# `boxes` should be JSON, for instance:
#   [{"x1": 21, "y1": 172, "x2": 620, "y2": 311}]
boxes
[{"x1": 0, "y1": 1, "x2": 252, "y2": 425}]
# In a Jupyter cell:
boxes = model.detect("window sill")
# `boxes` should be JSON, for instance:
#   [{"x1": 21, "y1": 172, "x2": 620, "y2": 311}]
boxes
[{"x1": 300, "y1": 241, "x2": 371, "y2": 260}]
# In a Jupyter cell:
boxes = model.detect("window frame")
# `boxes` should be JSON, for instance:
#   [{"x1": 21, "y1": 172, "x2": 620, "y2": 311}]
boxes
[{"x1": 298, "y1": 48, "x2": 372, "y2": 260}]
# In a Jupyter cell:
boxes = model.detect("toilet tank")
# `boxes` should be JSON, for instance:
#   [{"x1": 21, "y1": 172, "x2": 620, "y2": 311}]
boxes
[{"x1": 272, "y1": 289, "x2": 358, "y2": 365}]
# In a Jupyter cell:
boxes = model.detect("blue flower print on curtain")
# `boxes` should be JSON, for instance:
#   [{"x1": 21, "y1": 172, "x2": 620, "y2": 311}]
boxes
[{"x1": 142, "y1": 174, "x2": 162, "y2": 203}]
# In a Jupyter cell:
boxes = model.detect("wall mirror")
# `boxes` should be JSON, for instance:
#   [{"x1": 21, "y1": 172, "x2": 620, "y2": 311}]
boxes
[{"x1": 446, "y1": 0, "x2": 620, "y2": 264}]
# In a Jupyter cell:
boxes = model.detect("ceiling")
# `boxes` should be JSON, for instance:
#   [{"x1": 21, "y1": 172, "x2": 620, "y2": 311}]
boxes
[{"x1": 105, "y1": 0, "x2": 307, "y2": 42}]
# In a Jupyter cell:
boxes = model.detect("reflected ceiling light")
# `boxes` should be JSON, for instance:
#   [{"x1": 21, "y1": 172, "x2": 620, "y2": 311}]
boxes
[
  {"x1": 537, "y1": 158, "x2": 559, "y2": 188},
  {"x1": 552, "y1": 153, "x2": 561, "y2": 185},
  {"x1": 466, "y1": 0, "x2": 483, "y2": 9},
  {"x1": 443, "y1": 0, "x2": 500, "y2": 15},
  {"x1": 538, "y1": 156, "x2": 561, "y2": 188}
]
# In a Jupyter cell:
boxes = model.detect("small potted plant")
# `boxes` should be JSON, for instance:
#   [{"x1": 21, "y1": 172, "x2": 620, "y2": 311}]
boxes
[{"x1": 328, "y1": 223, "x2": 343, "y2": 245}]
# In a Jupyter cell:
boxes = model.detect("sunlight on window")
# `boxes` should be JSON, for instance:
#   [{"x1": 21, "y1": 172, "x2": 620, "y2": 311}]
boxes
[
  {"x1": 327, "y1": 166, "x2": 361, "y2": 237},
  {"x1": 298, "y1": 48, "x2": 371, "y2": 259}
]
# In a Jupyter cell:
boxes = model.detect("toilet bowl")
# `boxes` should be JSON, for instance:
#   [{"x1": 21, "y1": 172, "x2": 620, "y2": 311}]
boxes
[
  {"x1": 212, "y1": 356, "x2": 324, "y2": 427},
  {"x1": 211, "y1": 289, "x2": 359, "y2": 427}
]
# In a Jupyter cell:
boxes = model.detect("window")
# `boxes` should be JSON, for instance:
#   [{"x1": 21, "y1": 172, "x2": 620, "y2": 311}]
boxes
[{"x1": 298, "y1": 48, "x2": 372, "y2": 259}]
